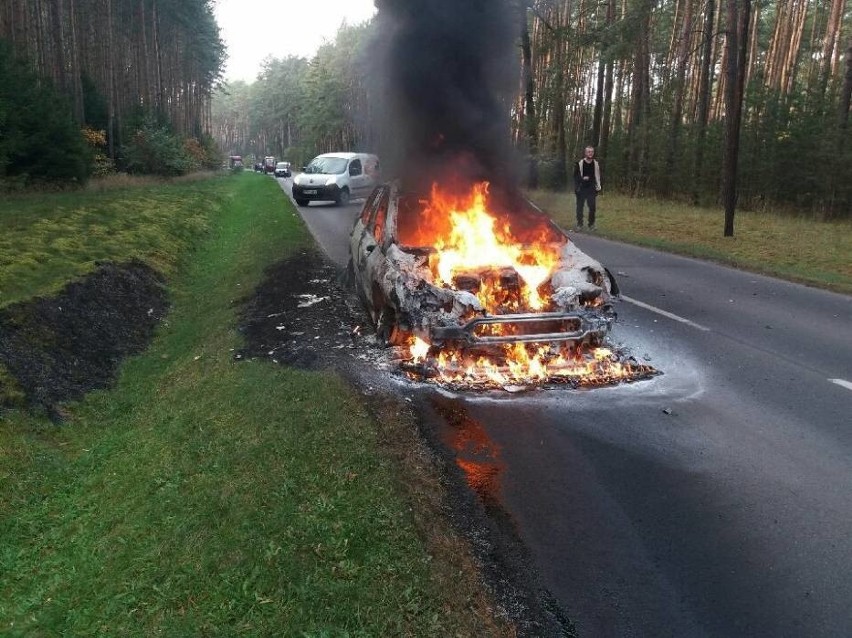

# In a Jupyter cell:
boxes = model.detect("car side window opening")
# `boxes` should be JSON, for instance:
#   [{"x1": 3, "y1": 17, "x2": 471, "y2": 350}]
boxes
[
  {"x1": 372, "y1": 191, "x2": 389, "y2": 243},
  {"x1": 349, "y1": 159, "x2": 362, "y2": 176},
  {"x1": 361, "y1": 188, "x2": 382, "y2": 225}
]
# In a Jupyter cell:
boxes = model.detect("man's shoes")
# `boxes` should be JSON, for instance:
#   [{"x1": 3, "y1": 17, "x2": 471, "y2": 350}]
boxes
[
  {"x1": 588, "y1": 224, "x2": 597, "y2": 231},
  {"x1": 572, "y1": 224, "x2": 584, "y2": 232}
]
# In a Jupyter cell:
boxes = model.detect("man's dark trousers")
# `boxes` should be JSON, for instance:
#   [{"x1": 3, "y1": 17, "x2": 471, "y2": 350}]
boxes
[{"x1": 575, "y1": 185, "x2": 597, "y2": 227}]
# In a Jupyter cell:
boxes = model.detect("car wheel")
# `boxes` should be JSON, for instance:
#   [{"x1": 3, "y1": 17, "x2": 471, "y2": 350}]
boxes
[
  {"x1": 376, "y1": 305, "x2": 407, "y2": 347},
  {"x1": 336, "y1": 188, "x2": 351, "y2": 207},
  {"x1": 342, "y1": 257, "x2": 359, "y2": 292},
  {"x1": 295, "y1": 198, "x2": 309, "y2": 207}
]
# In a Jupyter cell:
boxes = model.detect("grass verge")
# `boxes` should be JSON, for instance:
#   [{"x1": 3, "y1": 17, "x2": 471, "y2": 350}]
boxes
[
  {"x1": 530, "y1": 189, "x2": 852, "y2": 294},
  {"x1": 0, "y1": 173, "x2": 508, "y2": 636},
  {"x1": 0, "y1": 177, "x2": 217, "y2": 308}
]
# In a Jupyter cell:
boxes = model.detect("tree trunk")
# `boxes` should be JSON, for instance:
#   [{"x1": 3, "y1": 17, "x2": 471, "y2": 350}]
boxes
[
  {"x1": 106, "y1": 0, "x2": 115, "y2": 158},
  {"x1": 722, "y1": 0, "x2": 751, "y2": 237},
  {"x1": 598, "y1": 0, "x2": 616, "y2": 161},
  {"x1": 153, "y1": 0, "x2": 163, "y2": 111},
  {"x1": 592, "y1": 53, "x2": 605, "y2": 148},
  {"x1": 839, "y1": 40, "x2": 852, "y2": 131},
  {"x1": 665, "y1": 0, "x2": 693, "y2": 195},
  {"x1": 627, "y1": 0, "x2": 652, "y2": 191},
  {"x1": 49, "y1": 0, "x2": 67, "y2": 94},
  {"x1": 520, "y1": 4, "x2": 539, "y2": 189},
  {"x1": 820, "y1": 0, "x2": 846, "y2": 96},
  {"x1": 68, "y1": 0, "x2": 84, "y2": 123},
  {"x1": 694, "y1": 0, "x2": 716, "y2": 203},
  {"x1": 746, "y1": 0, "x2": 760, "y2": 88},
  {"x1": 552, "y1": 6, "x2": 568, "y2": 189},
  {"x1": 600, "y1": 57, "x2": 614, "y2": 161}
]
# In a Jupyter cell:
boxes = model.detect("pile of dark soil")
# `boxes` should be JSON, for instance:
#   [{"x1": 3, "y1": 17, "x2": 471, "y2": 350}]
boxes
[
  {"x1": 235, "y1": 250, "x2": 372, "y2": 370},
  {"x1": 0, "y1": 260, "x2": 168, "y2": 413},
  {"x1": 0, "y1": 250, "x2": 370, "y2": 415}
]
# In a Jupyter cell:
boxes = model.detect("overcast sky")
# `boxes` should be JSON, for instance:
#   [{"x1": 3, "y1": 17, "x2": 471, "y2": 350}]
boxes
[{"x1": 213, "y1": 0, "x2": 377, "y2": 84}]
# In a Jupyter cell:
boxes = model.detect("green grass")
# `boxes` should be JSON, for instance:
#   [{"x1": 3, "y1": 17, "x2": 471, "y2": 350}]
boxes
[
  {"x1": 0, "y1": 173, "x2": 506, "y2": 636},
  {"x1": 0, "y1": 178, "x2": 218, "y2": 308},
  {"x1": 530, "y1": 190, "x2": 852, "y2": 294}
]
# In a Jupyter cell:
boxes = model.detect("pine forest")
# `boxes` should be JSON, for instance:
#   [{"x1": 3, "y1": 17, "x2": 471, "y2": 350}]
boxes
[
  {"x1": 0, "y1": 0, "x2": 849, "y2": 218},
  {"x1": 212, "y1": 0, "x2": 851, "y2": 218}
]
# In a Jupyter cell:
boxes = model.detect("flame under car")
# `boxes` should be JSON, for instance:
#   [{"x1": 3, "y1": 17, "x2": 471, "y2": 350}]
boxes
[{"x1": 348, "y1": 181, "x2": 619, "y2": 356}]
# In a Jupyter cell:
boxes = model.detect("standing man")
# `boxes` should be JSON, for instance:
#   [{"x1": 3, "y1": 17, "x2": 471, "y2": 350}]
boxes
[{"x1": 573, "y1": 146, "x2": 602, "y2": 231}]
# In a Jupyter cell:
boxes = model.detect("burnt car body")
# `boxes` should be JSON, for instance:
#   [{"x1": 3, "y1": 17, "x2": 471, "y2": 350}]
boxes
[{"x1": 349, "y1": 181, "x2": 619, "y2": 350}]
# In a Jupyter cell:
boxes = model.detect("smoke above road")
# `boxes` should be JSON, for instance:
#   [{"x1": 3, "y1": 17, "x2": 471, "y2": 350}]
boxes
[{"x1": 370, "y1": 0, "x2": 520, "y2": 193}]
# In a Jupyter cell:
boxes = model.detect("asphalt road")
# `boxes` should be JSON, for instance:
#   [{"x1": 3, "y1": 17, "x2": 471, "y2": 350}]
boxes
[
  {"x1": 457, "y1": 235, "x2": 852, "y2": 637},
  {"x1": 275, "y1": 174, "x2": 363, "y2": 264},
  {"x1": 277, "y1": 175, "x2": 852, "y2": 637}
]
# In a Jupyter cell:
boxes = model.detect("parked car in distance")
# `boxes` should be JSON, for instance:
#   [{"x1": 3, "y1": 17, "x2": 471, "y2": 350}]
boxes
[
  {"x1": 263, "y1": 156, "x2": 276, "y2": 174},
  {"x1": 292, "y1": 152, "x2": 380, "y2": 207},
  {"x1": 274, "y1": 161, "x2": 291, "y2": 178}
]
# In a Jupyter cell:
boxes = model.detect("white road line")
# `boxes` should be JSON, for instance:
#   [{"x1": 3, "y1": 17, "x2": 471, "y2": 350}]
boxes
[
  {"x1": 621, "y1": 295, "x2": 711, "y2": 332},
  {"x1": 829, "y1": 378, "x2": 852, "y2": 392}
]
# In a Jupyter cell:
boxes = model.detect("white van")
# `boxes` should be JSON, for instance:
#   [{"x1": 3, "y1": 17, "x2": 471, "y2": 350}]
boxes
[{"x1": 292, "y1": 152, "x2": 380, "y2": 207}]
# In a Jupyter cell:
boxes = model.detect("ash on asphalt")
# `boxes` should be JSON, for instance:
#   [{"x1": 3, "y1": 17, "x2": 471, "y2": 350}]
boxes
[{"x1": 237, "y1": 248, "x2": 576, "y2": 637}]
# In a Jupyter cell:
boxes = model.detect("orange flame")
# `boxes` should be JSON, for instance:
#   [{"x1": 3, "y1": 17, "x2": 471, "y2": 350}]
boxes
[
  {"x1": 421, "y1": 182, "x2": 560, "y2": 312},
  {"x1": 397, "y1": 182, "x2": 656, "y2": 389},
  {"x1": 417, "y1": 342, "x2": 644, "y2": 388}
]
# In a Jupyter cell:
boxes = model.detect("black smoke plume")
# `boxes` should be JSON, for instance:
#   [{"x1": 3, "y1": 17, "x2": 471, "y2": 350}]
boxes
[{"x1": 370, "y1": 0, "x2": 521, "y2": 195}]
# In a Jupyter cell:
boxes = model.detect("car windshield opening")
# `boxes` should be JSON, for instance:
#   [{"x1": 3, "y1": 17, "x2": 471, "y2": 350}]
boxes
[
  {"x1": 304, "y1": 157, "x2": 348, "y2": 174},
  {"x1": 395, "y1": 190, "x2": 565, "y2": 248}
]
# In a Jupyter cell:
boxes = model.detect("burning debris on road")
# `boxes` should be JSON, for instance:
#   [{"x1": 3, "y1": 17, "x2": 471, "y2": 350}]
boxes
[{"x1": 401, "y1": 342, "x2": 657, "y2": 392}]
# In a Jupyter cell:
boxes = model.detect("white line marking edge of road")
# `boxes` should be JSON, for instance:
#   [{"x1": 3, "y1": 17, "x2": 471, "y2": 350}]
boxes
[
  {"x1": 829, "y1": 378, "x2": 852, "y2": 392},
  {"x1": 621, "y1": 295, "x2": 712, "y2": 332}
]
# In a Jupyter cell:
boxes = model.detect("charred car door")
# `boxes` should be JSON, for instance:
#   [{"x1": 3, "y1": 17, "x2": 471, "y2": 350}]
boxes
[{"x1": 351, "y1": 186, "x2": 390, "y2": 316}]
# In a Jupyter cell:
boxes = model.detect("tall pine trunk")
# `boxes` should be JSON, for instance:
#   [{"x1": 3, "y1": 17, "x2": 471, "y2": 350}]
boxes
[
  {"x1": 520, "y1": 5, "x2": 539, "y2": 189},
  {"x1": 839, "y1": 40, "x2": 852, "y2": 131},
  {"x1": 665, "y1": 0, "x2": 693, "y2": 196},
  {"x1": 722, "y1": 0, "x2": 751, "y2": 237},
  {"x1": 694, "y1": 0, "x2": 716, "y2": 204}
]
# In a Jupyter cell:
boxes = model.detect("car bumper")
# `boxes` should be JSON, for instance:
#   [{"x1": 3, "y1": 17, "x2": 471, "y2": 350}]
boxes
[
  {"x1": 292, "y1": 183, "x2": 340, "y2": 201},
  {"x1": 429, "y1": 308, "x2": 616, "y2": 347}
]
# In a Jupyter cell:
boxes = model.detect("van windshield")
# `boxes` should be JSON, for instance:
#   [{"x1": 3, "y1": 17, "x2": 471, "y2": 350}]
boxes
[{"x1": 304, "y1": 157, "x2": 348, "y2": 175}]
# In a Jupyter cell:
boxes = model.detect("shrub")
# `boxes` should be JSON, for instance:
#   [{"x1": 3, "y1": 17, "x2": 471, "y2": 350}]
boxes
[
  {"x1": 0, "y1": 39, "x2": 91, "y2": 186},
  {"x1": 82, "y1": 126, "x2": 115, "y2": 177},
  {"x1": 121, "y1": 119, "x2": 191, "y2": 176}
]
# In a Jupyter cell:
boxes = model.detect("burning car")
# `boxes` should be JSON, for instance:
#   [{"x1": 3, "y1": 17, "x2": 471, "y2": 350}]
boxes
[{"x1": 348, "y1": 180, "x2": 650, "y2": 388}]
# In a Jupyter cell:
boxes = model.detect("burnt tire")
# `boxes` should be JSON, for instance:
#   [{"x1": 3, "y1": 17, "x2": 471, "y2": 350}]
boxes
[
  {"x1": 376, "y1": 305, "x2": 406, "y2": 347},
  {"x1": 336, "y1": 188, "x2": 351, "y2": 207},
  {"x1": 342, "y1": 257, "x2": 362, "y2": 296}
]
